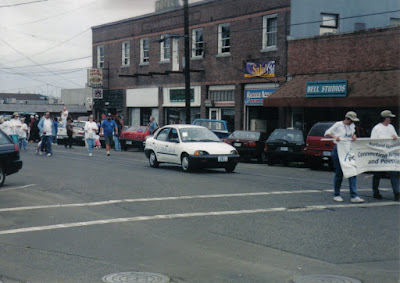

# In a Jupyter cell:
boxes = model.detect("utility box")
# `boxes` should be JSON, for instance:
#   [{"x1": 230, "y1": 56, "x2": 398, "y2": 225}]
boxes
[{"x1": 250, "y1": 119, "x2": 267, "y2": 133}]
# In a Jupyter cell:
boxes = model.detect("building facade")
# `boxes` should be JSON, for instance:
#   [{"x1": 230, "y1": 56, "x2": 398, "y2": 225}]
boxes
[{"x1": 91, "y1": 0, "x2": 290, "y2": 134}]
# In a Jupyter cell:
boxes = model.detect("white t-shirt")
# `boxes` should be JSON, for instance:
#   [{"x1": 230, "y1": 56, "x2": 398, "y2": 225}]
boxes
[
  {"x1": 61, "y1": 109, "x2": 68, "y2": 121},
  {"x1": 43, "y1": 118, "x2": 53, "y2": 136},
  {"x1": 371, "y1": 123, "x2": 398, "y2": 139},
  {"x1": 325, "y1": 121, "x2": 356, "y2": 143},
  {"x1": 9, "y1": 118, "x2": 22, "y2": 135},
  {"x1": 84, "y1": 121, "x2": 98, "y2": 139},
  {"x1": 0, "y1": 121, "x2": 11, "y2": 135},
  {"x1": 19, "y1": 123, "x2": 28, "y2": 139}
]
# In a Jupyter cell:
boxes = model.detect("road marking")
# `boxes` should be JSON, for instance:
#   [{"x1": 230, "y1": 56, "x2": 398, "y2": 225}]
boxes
[
  {"x1": 0, "y1": 184, "x2": 36, "y2": 192},
  {"x1": 0, "y1": 202, "x2": 398, "y2": 236}
]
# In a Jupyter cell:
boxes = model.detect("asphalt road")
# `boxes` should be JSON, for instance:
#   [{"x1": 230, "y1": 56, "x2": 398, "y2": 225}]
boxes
[{"x1": 0, "y1": 143, "x2": 399, "y2": 283}]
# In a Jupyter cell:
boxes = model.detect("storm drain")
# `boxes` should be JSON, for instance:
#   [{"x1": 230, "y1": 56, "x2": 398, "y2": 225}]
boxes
[
  {"x1": 102, "y1": 272, "x2": 170, "y2": 283},
  {"x1": 293, "y1": 274, "x2": 362, "y2": 283}
]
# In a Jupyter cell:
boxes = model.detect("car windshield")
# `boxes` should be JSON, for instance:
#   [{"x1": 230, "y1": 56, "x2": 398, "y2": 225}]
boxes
[
  {"x1": 268, "y1": 129, "x2": 303, "y2": 143},
  {"x1": 179, "y1": 127, "x2": 221, "y2": 142},
  {"x1": 193, "y1": 120, "x2": 226, "y2": 131},
  {"x1": 229, "y1": 131, "x2": 260, "y2": 140},
  {"x1": 73, "y1": 122, "x2": 86, "y2": 128}
]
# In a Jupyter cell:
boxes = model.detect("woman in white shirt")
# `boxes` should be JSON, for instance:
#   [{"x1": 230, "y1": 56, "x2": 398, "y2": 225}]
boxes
[{"x1": 84, "y1": 115, "x2": 98, "y2": 157}]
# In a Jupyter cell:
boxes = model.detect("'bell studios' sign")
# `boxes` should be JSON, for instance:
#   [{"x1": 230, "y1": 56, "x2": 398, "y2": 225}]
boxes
[{"x1": 306, "y1": 80, "x2": 347, "y2": 98}]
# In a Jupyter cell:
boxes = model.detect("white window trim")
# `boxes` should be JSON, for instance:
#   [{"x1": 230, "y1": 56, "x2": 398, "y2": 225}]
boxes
[
  {"x1": 140, "y1": 38, "x2": 149, "y2": 65},
  {"x1": 261, "y1": 14, "x2": 278, "y2": 52},
  {"x1": 218, "y1": 23, "x2": 230, "y2": 56},
  {"x1": 160, "y1": 34, "x2": 171, "y2": 63},
  {"x1": 121, "y1": 41, "x2": 130, "y2": 67},
  {"x1": 97, "y1": 45, "x2": 104, "y2": 69},
  {"x1": 192, "y1": 28, "x2": 204, "y2": 59}
]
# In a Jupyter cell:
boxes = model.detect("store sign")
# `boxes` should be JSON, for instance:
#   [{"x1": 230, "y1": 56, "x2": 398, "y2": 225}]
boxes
[
  {"x1": 88, "y1": 69, "x2": 103, "y2": 88},
  {"x1": 93, "y1": 88, "x2": 103, "y2": 99},
  {"x1": 244, "y1": 61, "x2": 275, "y2": 78},
  {"x1": 155, "y1": 0, "x2": 180, "y2": 12},
  {"x1": 245, "y1": 89, "x2": 276, "y2": 105},
  {"x1": 306, "y1": 80, "x2": 347, "y2": 97},
  {"x1": 170, "y1": 89, "x2": 194, "y2": 103}
]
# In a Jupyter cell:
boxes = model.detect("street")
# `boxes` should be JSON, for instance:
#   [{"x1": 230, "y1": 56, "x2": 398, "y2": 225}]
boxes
[{"x1": 0, "y1": 143, "x2": 399, "y2": 283}]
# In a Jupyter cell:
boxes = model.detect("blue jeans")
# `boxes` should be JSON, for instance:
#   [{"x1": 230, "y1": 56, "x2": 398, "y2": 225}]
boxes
[
  {"x1": 113, "y1": 136, "x2": 121, "y2": 151},
  {"x1": 18, "y1": 138, "x2": 27, "y2": 150},
  {"x1": 41, "y1": 135, "x2": 52, "y2": 154},
  {"x1": 373, "y1": 172, "x2": 399, "y2": 195},
  {"x1": 87, "y1": 138, "x2": 95, "y2": 154},
  {"x1": 332, "y1": 145, "x2": 358, "y2": 198}
]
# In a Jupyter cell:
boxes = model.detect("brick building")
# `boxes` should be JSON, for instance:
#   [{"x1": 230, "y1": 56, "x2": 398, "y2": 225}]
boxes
[
  {"x1": 264, "y1": 26, "x2": 400, "y2": 135},
  {"x1": 91, "y1": 0, "x2": 290, "y2": 134}
]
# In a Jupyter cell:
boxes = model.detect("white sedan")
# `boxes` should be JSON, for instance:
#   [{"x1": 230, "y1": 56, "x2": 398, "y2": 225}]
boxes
[{"x1": 144, "y1": 125, "x2": 240, "y2": 172}]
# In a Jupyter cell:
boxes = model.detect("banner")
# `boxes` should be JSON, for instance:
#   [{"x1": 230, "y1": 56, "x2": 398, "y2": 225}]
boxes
[
  {"x1": 88, "y1": 69, "x2": 103, "y2": 88},
  {"x1": 337, "y1": 138, "x2": 400, "y2": 178},
  {"x1": 244, "y1": 61, "x2": 275, "y2": 78}
]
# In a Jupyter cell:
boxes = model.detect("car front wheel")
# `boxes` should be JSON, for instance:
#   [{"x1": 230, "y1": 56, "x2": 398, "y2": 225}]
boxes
[
  {"x1": 0, "y1": 165, "x2": 5, "y2": 187},
  {"x1": 181, "y1": 154, "x2": 192, "y2": 172},
  {"x1": 225, "y1": 162, "x2": 236, "y2": 173},
  {"x1": 149, "y1": 151, "x2": 159, "y2": 168}
]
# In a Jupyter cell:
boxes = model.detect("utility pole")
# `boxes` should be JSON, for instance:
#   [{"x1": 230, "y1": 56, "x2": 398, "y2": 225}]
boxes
[{"x1": 183, "y1": 0, "x2": 191, "y2": 124}]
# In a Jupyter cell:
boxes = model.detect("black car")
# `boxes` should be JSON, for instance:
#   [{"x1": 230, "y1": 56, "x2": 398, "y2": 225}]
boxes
[
  {"x1": 223, "y1": 130, "x2": 267, "y2": 163},
  {"x1": 265, "y1": 128, "x2": 305, "y2": 166},
  {"x1": 0, "y1": 129, "x2": 23, "y2": 186}
]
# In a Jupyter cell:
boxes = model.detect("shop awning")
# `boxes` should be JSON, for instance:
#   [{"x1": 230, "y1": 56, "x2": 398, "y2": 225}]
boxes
[{"x1": 263, "y1": 70, "x2": 400, "y2": 107}]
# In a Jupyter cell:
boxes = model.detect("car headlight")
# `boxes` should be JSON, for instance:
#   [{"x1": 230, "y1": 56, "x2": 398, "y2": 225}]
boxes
[
  {"x1": 230, "y1": 149, "x2": 238, "y2": 155},
  {"x1": 194, "y1": 150, "x2": 209, "y2": 156}
]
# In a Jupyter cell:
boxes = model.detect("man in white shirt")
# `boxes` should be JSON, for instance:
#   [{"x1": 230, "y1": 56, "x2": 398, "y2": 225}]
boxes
[
  {"x1": 370, "y1": 110, "x2": 399, "y2": 201},
  {"x1": 38, "y1": 112, "x2": 55, "y2": 156},
  {"x1": 9, "y1": 112, "x2": 22, "y2": 144},
  {"x1": 324, "y1": 111, "x2": 364, "y2": 203},
  {"x1": 61, "y1": 107, "x2": 68, "y2": 128}
]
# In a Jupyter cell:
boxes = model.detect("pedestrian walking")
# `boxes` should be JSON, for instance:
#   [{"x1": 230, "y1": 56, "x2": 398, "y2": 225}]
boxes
[
  {"x1": 370, "y1": 110, "x2": 399, "y2": 201},
  {"x1": 9, "y1": 112, "x2": 22, "y2": 144},
  {"x1": 52, "y1": 118, "x2": 58, "y2": 145},
  {"x1": 324, "y1": 111, "x2": 364, "y2": 203},
  {"x1": 84, "y1": 115, "x2": 98, "y2": 157},
  {"x1": 100, "y1": 113, "x2": 118, "y2": 156},
  {"x1": 65, "y1": 117, "x2": 74, "y2": 149},
  {"x1": 148, "y1": 116, "x2": 159, "y2": 135},
  {"x1": 29, "y1": 115, "x2": 40, "y2": 142},
  {"x1": 38, "y1": 112, "x2": 56, "y2": 156},
  {"x1": 18, "y1": 117, "x2": 28, "y2": 150},
  {"x1": 113, "y1": 116, "x2": 122, "y2": 151}
]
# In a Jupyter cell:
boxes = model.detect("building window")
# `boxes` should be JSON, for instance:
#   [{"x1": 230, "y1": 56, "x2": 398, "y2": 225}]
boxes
[
  {"x1": 192, "y1": 28, "x2": 204, "y2": 58},
  {"x1": 320, "y1": 13, "x2": 339, "y2": 35},
  {"x1": 218, "y1": 23, "x2": 230, "y2": 55},
  {"x1": 160, "y1": 34, "x2": 171, "y2": 62},
  {"x1": 209, "y1": 90, "x2": 235, "y2": 101},
  {"x1": 97, "y1": 45, "x2": 104, "y2": 68},
  {"x1": 140, "y1": 38, "x2": 149, "y2": 64},
  {"x1": 262, "y1": 14, "x2": 277, "y2": 50},
  {"x1": 122, "y1": 41, "x2": 130, "y2": 66}
]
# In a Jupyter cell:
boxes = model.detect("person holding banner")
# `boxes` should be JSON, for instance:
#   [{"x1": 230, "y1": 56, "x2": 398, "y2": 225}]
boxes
[
  {"x1": 370, "y1": 110, "x2": 399, "y2": 201},
  {"x1": 325, "y1": 111, "x2": 364, "y2": 203}
]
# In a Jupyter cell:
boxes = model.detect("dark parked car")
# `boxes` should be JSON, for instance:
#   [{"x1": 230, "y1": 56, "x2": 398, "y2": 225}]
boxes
[
  {"x1": 120, "y1": 126, "x2": 150, "y2": 150},
  {"x1": 265, "y1": 128, "x2": 305, "y2": 166},
  {"x1": 223, "y1": 130, "x2": 267, "y2": 163},
  {"x1": 0, "y1": 129, "x2": 23, "y2": 187},
  {"x1": 304, "y1": 122, "x2": 335, "y2": 169}
]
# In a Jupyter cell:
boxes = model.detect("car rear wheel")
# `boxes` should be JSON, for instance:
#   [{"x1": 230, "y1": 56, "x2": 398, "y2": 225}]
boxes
[
  {"x1": 149, "y1": 151, "x2": 159, "y2": 168},
  {"x1": 0, "y1": 165, "x2": 5, "y2": 187},
  {"x1": 181, "y1": 154, "x2": 192, "y2": 172}
]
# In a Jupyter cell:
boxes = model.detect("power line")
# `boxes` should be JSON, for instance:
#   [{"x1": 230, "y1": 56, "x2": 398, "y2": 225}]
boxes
[
  {"x1": 0, "y1": 0, "x2": 48, "y2": 8},
  {"x1": 0, "y1": 56, "x2": 91, "y2": 70}
]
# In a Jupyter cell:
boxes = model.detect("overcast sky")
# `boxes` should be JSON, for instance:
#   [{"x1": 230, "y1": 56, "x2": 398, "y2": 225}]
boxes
[{"x1": 0, "y1": 0, "x2": 200, "y2": 97}]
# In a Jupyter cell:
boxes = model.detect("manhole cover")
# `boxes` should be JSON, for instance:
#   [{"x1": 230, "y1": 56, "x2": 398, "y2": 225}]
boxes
[
  {"x1": 293, "y1": 274, "x2": 362, "y2": 283},
  {"x1": 102, "y1": 272, "x2": 170, "y2": 283}
]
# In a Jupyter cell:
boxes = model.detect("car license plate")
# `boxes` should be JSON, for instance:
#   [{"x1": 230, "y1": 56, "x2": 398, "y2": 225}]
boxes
[
  {"x1": 126, "y1": 141, "x2": 132, "y2": 145},
  {"x1": 218, "y1": 156, "x2": 228, "y2": 162},
  {"x1": 280, "y1": 147, "x2": 288, "y2": 151},
  {"x1": 323, "y1": 151, "x2": 331, "y2": 156},
  {"x1": 233, "y1": 143, "x2": 241, "y2": 147}
]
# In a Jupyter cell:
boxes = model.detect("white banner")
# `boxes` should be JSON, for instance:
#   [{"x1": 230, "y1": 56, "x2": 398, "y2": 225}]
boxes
[{"x1": 337, "y1": 138, "x2": 400, "y2": 178}]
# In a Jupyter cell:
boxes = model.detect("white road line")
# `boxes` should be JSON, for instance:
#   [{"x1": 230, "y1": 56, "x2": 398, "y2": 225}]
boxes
[
  {"x1": 0, "y1": 184, "x2": 36, "y2": 192},
  {"x1": 0, "y1": 190, "x2": 322, "y2": 212},
  {"x1": 0, "y1": 202, "x2": 398, "y2": 236}
]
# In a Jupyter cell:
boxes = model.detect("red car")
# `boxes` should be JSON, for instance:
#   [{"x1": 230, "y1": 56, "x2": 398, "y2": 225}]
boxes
[
  {"x1": 223, "y1": 130, "x2": 267, "y2": 163},
  {"x1": 120, "y1": 126, "x2": 150, "y2": 150}
]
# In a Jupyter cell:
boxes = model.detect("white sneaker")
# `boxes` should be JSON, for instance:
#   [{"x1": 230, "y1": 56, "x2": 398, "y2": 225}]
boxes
[
  {"x1": 89, "y1": 153, "x2": 92, "y2": 157},
  {"x1": 333, "y1": 196, "x2": 344, "y2": 202},
  {"x1": 107, "y1": 151, "x2": 110, "y2": 156},
  {"x1": 47, "y1": 153, "x2": 52, "y2": 157},
  {"x1": 39, "y1": 151, "x2": 43, "y2": 156},
  {"x1": 351, "y1": 196, "x2": 364, "y2": 203}
]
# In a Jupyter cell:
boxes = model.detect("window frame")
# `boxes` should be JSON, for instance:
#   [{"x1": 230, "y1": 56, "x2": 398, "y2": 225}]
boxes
[
  {"x1": 140, "y1": 38, "x2": 149, "y2": 64},
  {"x1": 320, "y1": 13, "x2": 339, "y2": 28},
  {"x1": 121, "y1": 41, "x2": 130, "y2": 67},
  {"x1": 160, "y1": 34, "x2": 171, "y2": 62},
  {"x1": 218, "y1": 23, "x2": 230, "y2": 55},
  {"x1": 262, "y1": 14, "x2": 278, "y2": 52},
  {"x1": 97, "y1": 45, "x2": 104, "y2": 69},
  {"x1": 192, "y1": 28, "x2": 204, "y2": 59}
]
